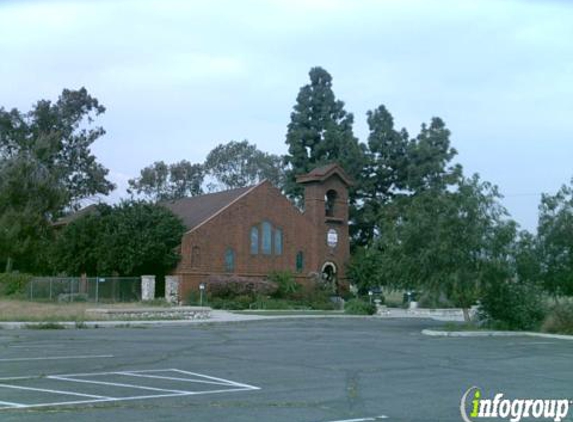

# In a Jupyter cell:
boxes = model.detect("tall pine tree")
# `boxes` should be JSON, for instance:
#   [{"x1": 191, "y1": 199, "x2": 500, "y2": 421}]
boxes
[
  {"x1": 284, "y1": 67, "x2": 364, "y2": 202},
  {"x1": 353, "y1": 105, "x2": 411, "y2": 245}
]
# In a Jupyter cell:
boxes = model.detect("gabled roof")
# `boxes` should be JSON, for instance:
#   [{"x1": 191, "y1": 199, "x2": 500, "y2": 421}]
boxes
[
  {"x1": 161, "y1": 185, "x2": 255, "y2": 231},
  {"x1": 53, "y1": 204, "x2": 101, "y2": 227},
  {"x1": 53, "y1": 186, "x2": 257, "y2": 231},
  {"x1": 295, "y1": 163, "x2": 353, "y2": 186}
]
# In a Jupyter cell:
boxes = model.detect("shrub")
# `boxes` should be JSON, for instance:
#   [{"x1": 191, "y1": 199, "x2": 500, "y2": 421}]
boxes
[
  {"x1": 208, "y1": 295, "x2": 253, "y2": 310},
  {"x1": 298, "y1": 281, "x2": 337, "y2": 310},
  {"x1": 344, "y1": 299, "x2": 376, "y2": 315},
  {"x1": 267, "y1": 270, "x2": 299, "y2": 299},
  {"x1": 478, "y1": 281, "x2": 546, "y2": 331},
  {"x1": 207, "y1": 275, "x2": 278, "y2": 298},
  {"x1": 541, "y1": 303, "x2": 573, "y2": 335},
  {"x1": 0, "y1": 273, "x2": 33, "y2": 296}
]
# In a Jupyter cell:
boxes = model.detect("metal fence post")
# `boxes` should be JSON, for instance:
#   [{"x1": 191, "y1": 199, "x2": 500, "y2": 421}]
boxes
[
  {"x1": 49, "y1": 279, "x2": 53, "y2": 301},
  {"x1": 95, "y1": 278, "x2": 99, "y2": 303}
]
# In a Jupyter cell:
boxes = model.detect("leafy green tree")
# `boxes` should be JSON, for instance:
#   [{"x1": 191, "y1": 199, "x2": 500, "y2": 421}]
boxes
[
  {"x1": 283, "y1": 67, "x2": 365, "y2": 201},
  {"x1": 375, "y1": 174, "x2": 515, "y2": 321},
  {"x1": 128, "y1": 160, "x2": 204, "y2": 201},
  {"x1": 0, "y1": 88, "x2": 114, "y2": 272},
  {"x1": 537, "y1": 179, "x2": 573, "y2": 299},
  {"x1": 50, "y1": 205, "x2": 111, "y2": 275},
  {"x1": 346, "y1": 246, "x2": 384, "y2": 294},
  {"x1": 513, "y1": 230, "x2": 542, "y2": 286},
  {"x1": 52, "y1": 201, "x2": 185, "y2": 276},
  {"x1": 204, "y1": 140, "x2": 285, "y2": 191},
  {"x1": 0, "y1": 87, "x2": 114, "y2": 209},
  {"x1": 0, "y1": 160, "x2": 62, "y2": 272}
]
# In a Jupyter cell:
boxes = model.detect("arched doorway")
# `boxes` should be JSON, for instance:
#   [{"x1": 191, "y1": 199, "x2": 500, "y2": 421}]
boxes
[{"x1": 321, "y1": 261, "x2": 338, "y2": 294}]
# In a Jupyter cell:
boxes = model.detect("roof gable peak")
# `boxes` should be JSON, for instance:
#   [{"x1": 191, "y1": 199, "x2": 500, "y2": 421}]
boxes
[{"x1": 295, "y1": 163, "x2": 354, "y2": 186}]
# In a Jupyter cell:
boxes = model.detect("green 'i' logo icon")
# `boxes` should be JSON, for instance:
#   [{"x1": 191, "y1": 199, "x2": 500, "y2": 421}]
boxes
[{"x1": 470, "y1": 389, "x2": 481, "y2": 417}]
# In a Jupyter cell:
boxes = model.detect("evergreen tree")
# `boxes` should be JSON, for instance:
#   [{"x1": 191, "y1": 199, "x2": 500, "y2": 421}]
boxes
[
  {"x1": 355, "y1": 107, "x2": 461, "y2": 246},
  {"x1": 353, "y1": 105, "x2": 410, "y2": 245},
  {"x1": 406, "y1": 117, "x2": 461, "y2": 192},
  {"x1": 284, "y1": 67, "x2": 365, "y2": 202}
]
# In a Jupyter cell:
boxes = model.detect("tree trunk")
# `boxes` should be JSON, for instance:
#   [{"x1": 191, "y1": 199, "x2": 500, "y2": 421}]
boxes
[
  {"x1": 462, "y1": 307, "x2": 470, "y2": 323},
  {"x1": 5, "y1": 257, "x2": 13, "y2": 272}
]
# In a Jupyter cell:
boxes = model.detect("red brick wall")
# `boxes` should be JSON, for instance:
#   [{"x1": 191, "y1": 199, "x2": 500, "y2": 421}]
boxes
[
  {"x1": 174, "y1": 178, "x2": 351, "y2": 299},
  {"x1": 301, "y1": 174, "x2": 351, "y2": 281}
]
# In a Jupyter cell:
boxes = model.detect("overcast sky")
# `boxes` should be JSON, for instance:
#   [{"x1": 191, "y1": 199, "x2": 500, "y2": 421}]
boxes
[{"x1": 1, "y1": 0, "x2": 572, "y2": 231}]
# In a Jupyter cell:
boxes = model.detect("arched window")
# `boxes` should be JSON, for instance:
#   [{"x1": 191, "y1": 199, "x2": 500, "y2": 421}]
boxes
[
  {"x1": 296, "y1": 251, "x2": 304, "y2": 272},
  {"x1": 274, "y1": 228, "x2": 283, "y2": 255},
  {"x1": 225, "y1": 248, "x2": 235, "y2": 272},
  {"x1": 250, "y1": 226, "x2": 259, "y2": 255},
  {"x1": 191, "y1": 246, "x2": 200, "y2": 267},
  {"x1": 262, "y1": 221, "x2": 272, "y2": 255},
  {"x1": 325, "y1": 190, "x2": 337, "y2": 217}
]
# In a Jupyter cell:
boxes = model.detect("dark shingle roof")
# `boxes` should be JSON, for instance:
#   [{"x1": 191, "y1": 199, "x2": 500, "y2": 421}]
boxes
[
  {"x1": 53, "y1": 204, "x2": 101, "y2": 227},
  {"x1": 161, "y1": 185, "x2": 254, "y2": 231}
]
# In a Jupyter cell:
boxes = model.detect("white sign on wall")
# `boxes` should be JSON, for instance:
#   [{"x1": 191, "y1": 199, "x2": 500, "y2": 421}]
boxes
[{"x1": 327, "y1": 229, "x2": 338, "y2": 248}]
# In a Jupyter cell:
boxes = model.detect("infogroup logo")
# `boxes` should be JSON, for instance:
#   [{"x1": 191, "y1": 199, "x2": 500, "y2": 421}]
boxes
[{"x1": 460, "y1": 386, "x2": 571, "y2": 422}]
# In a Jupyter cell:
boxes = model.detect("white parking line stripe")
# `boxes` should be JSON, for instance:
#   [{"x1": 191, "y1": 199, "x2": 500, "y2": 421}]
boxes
[
  {"x1": 119, "y1": 372, "x2": 232, "y2": 386},
  {"x1": 0, "y1": 387, "x2": 257, "y2": 410},
  {"x1": 170, "y1": 369, "x2": 260, "y2": 390},
  {"x1": 0, "y1": 354, "x2": 113, "y2": 362},
  {"x1": 323, "y1": 419, "x2": 376, "y2": 422},
  {"x1": 0, "y1": 383, "x2": 112, "y2": 399},
  {"x1": 0, "y1": 400, "x2": 25, "y2": 408},
  {"x1": 51, "y1": 369, "x2": 259, "y2": 390},
  {"x1": 48, "y1": 376, "x2": 194, "y2": 394},
  {"x1": 0, "y1": 368, "x2": 261, "y2": 411},
  {"x1": 318, "y1": 417, "x2": 389, "y2": 422}
]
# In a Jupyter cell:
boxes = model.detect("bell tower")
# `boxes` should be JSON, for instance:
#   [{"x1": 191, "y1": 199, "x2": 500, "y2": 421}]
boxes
[{"x1": 296, "y1": 164, "x2": 353, "y2": 293}]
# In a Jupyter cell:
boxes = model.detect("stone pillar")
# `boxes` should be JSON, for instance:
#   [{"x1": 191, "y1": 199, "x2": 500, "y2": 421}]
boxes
[
  {"x1": 165, "y1": 275, "x2": 180, "y2": 305},
  {"x1": 141, "y1": 275, "x2": 156, "y2": 301}
]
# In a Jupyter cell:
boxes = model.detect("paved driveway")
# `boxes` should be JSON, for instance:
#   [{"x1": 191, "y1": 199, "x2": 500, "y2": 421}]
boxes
[{"x1": 0, "y1": 318, "x2": 571, "y2": 421}]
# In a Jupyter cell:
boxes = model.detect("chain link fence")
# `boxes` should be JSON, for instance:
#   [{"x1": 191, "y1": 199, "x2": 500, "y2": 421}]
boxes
[{"x1": 27, "y1": 277, "x2": 141, "y2": 303}]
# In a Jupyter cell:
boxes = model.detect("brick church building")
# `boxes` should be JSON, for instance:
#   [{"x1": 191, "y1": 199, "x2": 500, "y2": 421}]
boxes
[{"x1": 163, "y1": 163, "x2": 353, "y2": 299}]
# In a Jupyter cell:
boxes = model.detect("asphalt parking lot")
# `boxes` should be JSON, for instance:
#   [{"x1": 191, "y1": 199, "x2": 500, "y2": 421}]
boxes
[{"x1": 0, "y1": 318, "x2": 571, "y2": 422}]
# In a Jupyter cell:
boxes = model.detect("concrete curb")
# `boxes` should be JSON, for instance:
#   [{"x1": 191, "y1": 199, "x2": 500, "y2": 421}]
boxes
[
  {"x1": 0, "y1": 320, "x2": 216, "y2": 329},
  {"x1": 422, "y1": 328, "x2": 573, "y2": 341},
  {"x1": 0, "y1": 312, "x2": 388, "y2": 330}
]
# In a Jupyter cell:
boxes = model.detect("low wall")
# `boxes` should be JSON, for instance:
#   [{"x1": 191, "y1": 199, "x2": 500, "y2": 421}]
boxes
[{"x1": 85, "y1": 306, "x2": 211, "y2": 320}]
